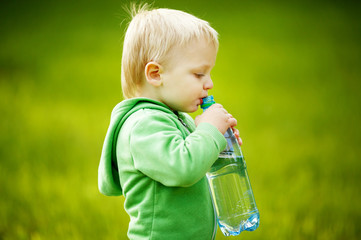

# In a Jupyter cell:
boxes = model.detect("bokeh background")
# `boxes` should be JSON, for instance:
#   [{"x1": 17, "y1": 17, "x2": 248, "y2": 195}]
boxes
[{"x1": 1, "y1": 0, "x2": 360, "y2": 239}]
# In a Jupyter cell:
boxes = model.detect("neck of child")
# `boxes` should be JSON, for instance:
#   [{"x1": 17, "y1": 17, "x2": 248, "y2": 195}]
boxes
[{"x1": 138, "y1": 86, "x2": 164, "y2": 104}]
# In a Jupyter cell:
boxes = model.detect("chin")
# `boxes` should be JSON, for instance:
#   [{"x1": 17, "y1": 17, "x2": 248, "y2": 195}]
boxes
[{"x1": 187, "y1": 105, "x2": 199, "y2": 113}]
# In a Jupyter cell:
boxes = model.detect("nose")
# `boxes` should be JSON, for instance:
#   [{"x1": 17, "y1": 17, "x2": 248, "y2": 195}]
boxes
[{"x1": 204, "y1": 77, "x2": 214, "y2": 90}]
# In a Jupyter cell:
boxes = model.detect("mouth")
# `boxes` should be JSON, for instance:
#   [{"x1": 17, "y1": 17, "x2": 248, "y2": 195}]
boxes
[
  {"x1": 200, "y1": 95, "x2": 208, "y2": 103},
  {"x1": 198, "y1": 96, "x2": 208, "y2": 106}
]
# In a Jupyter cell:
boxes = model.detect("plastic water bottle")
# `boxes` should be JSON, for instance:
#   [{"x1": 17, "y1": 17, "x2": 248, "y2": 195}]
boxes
[{"x1": 201, "y1": 95, "x2": 260, "y2": 236}]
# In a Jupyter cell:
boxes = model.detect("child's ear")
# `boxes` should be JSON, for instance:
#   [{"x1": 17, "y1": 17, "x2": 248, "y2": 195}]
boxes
[{"x1": 145, "y1": 62, "x2": 163, "y2": 87}]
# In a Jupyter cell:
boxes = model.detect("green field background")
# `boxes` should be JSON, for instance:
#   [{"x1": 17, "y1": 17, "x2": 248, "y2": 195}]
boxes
[{"x1": 1, "y1": 0, "x2": 360, "y2": 239}]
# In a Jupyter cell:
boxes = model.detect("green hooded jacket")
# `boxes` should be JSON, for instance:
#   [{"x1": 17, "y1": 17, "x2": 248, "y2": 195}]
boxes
[{"x1": 98, "y1": 98, "x2": 226, "y2": 239}]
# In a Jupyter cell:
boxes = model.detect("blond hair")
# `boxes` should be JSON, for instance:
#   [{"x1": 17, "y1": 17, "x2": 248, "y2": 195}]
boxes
[{"x1": 121, "y1": 4, "x2": 219, "y2": 99}]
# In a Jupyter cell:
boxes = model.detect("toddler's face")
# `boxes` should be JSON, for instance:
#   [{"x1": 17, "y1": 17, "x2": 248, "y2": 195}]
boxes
[{"x1": 158, "y1": 37, "x2": 217, "y2": 113}]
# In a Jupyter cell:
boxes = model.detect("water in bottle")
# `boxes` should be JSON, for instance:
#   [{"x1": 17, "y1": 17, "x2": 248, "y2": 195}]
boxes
[{"x1": 201, "y1": 96, "x2": 260, "y2": 236}]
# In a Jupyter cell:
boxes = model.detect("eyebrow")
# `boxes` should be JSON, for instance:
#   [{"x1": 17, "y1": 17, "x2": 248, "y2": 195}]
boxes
[{"x1": 192, "y1": 64, "x2": 213, "y2": 71}]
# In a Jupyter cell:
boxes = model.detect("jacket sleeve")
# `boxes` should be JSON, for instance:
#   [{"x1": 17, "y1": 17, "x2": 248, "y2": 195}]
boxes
[{"x1": 129, "y1": 112, "x2": 226, "y2": 187}]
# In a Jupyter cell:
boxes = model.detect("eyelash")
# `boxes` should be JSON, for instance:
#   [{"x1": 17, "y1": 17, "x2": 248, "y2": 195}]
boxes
[{"x1": 194, "y1": 73, "x2": 205, "y2": 78}]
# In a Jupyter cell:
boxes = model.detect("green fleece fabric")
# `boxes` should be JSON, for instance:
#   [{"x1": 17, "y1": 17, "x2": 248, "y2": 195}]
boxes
[{"x1": 98, "y1": 98, "x2": 227, "y2": 240}]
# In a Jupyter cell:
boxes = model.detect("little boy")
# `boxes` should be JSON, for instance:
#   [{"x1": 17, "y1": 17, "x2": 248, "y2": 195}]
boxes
[{"x1": 98, "y1": 5, "x2": 240, "y2": 240}]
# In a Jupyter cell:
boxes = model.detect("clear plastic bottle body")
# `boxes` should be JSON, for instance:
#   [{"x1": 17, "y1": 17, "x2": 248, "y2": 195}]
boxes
[
  {"x1": 201, "y1": 96, "x2": 259, "y2": 236},
  {"x1": 207, "y1": 129, "x2": 259, "y2": 236}
]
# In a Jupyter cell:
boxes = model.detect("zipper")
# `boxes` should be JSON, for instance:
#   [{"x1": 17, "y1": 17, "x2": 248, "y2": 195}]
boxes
[{"x1": 174, "y1": 112, "x2": 191, "y2": 134}]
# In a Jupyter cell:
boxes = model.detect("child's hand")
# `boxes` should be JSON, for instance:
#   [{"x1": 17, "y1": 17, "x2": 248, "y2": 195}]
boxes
[{"x1": 195, "y1": 104, "x2": 237, "y2": 135}]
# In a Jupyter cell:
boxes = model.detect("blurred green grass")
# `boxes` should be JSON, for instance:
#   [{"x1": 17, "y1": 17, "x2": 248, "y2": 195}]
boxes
[{"x1": 1, "y1": 0, "x2": 360, "y2": 239}]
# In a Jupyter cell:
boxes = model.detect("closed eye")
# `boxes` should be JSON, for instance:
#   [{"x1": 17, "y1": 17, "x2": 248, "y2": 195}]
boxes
[{"x1": 194, "y1": 73, "x2": 205, "y2": 78}]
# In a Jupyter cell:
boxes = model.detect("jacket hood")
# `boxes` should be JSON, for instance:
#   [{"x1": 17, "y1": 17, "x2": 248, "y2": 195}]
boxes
[{"x1": 98, "y1": 98, "x2": 174, "y2": 196}]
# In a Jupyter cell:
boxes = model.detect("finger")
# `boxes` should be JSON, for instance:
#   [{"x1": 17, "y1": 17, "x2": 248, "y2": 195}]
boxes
[
  {"x1": 228, "y1": 117, "x2": 237, "y2": 127},
  {"x1": 232, "y1": 128, "x2": 242, "y2": 145},
  {"x1": 232, "y1": 127, "x2": 239, "y2": 136},
  {"x1": 231, "y1": 127, "x2": 243, "y2": 145},
  {"x1": 238, "y1": 137, "x2": 243, "y2": 146}
]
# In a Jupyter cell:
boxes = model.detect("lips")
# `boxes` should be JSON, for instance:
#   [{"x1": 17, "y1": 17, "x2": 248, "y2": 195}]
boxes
[
  {"x1": 199, "y1": 95, "x2": 209, "y2": 104},
  {"x1": 198, "y1": 97, "x2": 206, "y2": 105}
]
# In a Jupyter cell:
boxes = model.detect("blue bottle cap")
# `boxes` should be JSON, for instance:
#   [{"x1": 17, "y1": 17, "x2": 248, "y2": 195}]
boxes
[{"x1": 200, "y1": 95, "x2": 215, "y2": 110}]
